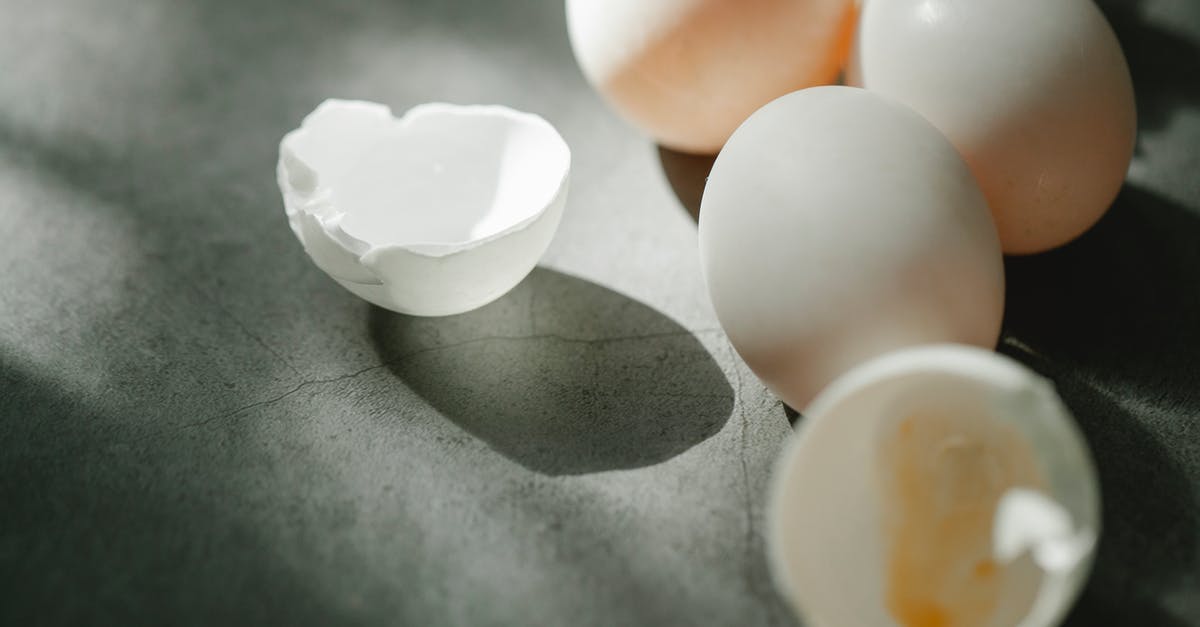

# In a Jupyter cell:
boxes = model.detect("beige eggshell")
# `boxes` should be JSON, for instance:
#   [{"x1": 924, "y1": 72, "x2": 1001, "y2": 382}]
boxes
[
  {"x1": 566, "y1": 0, "x2": 858, "y2": 154},
  {"x1": 699, "y1": 86, "x2": 1004, "y2": 409},
  {"x1": 277, "y1": 100, "x2": 570, "y2": 316},
  {"x1": 848, "y1": 0, "x2": 1137, "y2": 254},
  {"x1": 768, "y1": 344, "x2": 1100, "y2": 627}
]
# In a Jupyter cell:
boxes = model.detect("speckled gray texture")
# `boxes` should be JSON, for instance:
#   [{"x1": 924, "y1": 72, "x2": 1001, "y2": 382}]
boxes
[{"x1": 0, "y1": 0, "x2": 1197, "y2": 625}]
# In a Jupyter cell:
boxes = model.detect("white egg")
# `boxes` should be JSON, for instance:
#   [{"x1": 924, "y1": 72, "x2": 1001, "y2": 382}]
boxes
[
  {"x1": 848, "y1": 0, "x2": 1136, "y2": 254},
  {"x1": 566, "y1": 0, "x2": 858, "y2": 154},
  {"x1": 699, "y1": 86, "x2": 1004, "y2": 409},
  {"x1": 277, "y1": 100, "x2": 570, "y2": 316},
  {"x1": 768, "y1": 344, "x2": 1100, "y2": 627}
]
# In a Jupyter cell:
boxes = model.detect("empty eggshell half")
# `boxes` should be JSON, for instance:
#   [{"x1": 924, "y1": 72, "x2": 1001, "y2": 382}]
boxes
[
  {"x1": 768, "y1": 344, "x2": 1100, "y2": 627},
  {"x1": 277, "y1": 99, "x2": 570, "y2": 316}
]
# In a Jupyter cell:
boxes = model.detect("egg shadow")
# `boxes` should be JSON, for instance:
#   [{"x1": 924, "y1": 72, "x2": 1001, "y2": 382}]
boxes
[
  {"x1": 1002, "y1": 347, "x2": 1198, "y2": 627},
  {"x1": 1063, "y1": 389, "x2": 1197, "y2": 627},
  {"x1": 1003, "y1": 185, "x2": 1200, "y2": 418},
  {"x1": 1096, "y1": 0, "x2": 1200, "y2": 139},
  {"x1": 1000, "y1": 184, "x2": 1200, "y2": 624},
  {"x1": 657, "y1": 145, "x2": 716, "y2": 223},
  {"x1": 368, "y1": 267, "x2": 734, "y2": 476}
]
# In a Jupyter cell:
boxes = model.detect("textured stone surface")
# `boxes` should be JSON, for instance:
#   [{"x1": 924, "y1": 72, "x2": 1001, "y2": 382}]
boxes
[{"x1": 0, "y1": 0, "x2": 1197, "y2": 625}]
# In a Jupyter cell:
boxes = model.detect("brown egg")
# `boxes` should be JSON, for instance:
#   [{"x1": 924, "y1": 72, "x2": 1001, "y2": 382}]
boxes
[{"x1": 566, "y1": 0, "x2": 858, "y2": 154}]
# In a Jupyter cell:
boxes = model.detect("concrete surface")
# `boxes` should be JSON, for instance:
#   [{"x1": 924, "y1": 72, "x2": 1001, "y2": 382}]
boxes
[{"x1": 1, "y1": 0, "x2": 1197, "y2": 625}]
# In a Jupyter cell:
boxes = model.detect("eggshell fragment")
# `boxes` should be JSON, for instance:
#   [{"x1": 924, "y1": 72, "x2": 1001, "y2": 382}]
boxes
[
  {"x1": 566, "y1": 0, "x2": 858, "y2": 154},
  {"x1": 768, "y1": 344, "x2": 1100, "y2": 627},
  {"x1": 848, "y1": 0, "x2": 1136, "y2": 254},
  {"x1": 277, "y1": 99, "x2": 570, "y2": 316},
  {"x1": 699, "y1": 86, "x2": 1004, "y2": 410}
]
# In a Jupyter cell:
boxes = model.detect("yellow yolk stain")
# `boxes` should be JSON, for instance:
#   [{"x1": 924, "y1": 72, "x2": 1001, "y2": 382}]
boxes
[
  {"x1": 878, "y1": 413, "x2": 1045, "y2": 627},
  {"x1": 974, "y1": 559, "x2": 998, "y2": 579}
]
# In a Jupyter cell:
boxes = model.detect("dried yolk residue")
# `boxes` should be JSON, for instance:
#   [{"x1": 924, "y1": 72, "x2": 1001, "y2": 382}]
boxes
[{"x1": 877, "y1": 412, "x2": 1045, "y2": 627}]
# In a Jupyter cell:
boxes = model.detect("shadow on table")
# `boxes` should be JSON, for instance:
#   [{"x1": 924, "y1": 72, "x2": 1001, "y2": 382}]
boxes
[
  {"x1": 1002, "y1": 344, "x2": 1199, "y2": 627},
  {"x1": 1001, "y1": 184, "x2": 1200, "y2": 625},
  {"x1": 1056, "y1": 375, "x2": 1197, "y2": 627},
  {"x1": 657, "y1": 145, "x2": 716, "y2": 223},
  {"x1": 1097, "y1": 0, "x2": 1200, "y2": 138},
  {"x1": 1004, "y1": 185, "x2": 1200, "y2": 415},
  {"x1": 0, "y1": 360, "x2": 360, "y2": 626},
  {"x1": 369, "y1": 267, "x2": 733, "y2": 476}
]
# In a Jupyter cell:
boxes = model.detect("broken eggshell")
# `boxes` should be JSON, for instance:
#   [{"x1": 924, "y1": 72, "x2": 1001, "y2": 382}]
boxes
[
  {"x1": 277, "y1": 99, "x2": 570, "y2": 316},
  {"x1": 768, "y1": 344, "x2": 1099, "y2": 627}
]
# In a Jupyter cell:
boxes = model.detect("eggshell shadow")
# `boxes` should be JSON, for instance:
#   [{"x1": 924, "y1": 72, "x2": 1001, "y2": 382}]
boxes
[{"x1": 368, "y1": 267, "x2": 734, "y2": 476}]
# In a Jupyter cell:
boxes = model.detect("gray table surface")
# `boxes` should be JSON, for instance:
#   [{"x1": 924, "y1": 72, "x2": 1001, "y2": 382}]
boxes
[{"x1": 2, "y1": 0, "x2": 1198, "y2": 625}]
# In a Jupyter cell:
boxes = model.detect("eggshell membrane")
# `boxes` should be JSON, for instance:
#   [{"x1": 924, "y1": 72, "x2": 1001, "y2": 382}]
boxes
[
  {"x1": 848, "y1": 0, "x2": 1136, "y2": 254},
  {"x1": 566, "y1": 0, "x2": 858, "y2": 154},
  {"x1": 277, "y1": 100, "x2": 570, "y2": 316},
  {"x1": 699, "y1": 86, "x2": 1004, "y2": 410},
  {"x1": 768, "y1": 345, "x2": 1100, "y2": 627}
]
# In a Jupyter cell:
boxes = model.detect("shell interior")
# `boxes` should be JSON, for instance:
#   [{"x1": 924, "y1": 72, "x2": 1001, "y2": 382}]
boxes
[
  {"x1": 769, "y1": 346, "x2": 1099, "y2": 627},
  {"x1": 280, "y1": 100, "x2": 570, "y2": 258}
]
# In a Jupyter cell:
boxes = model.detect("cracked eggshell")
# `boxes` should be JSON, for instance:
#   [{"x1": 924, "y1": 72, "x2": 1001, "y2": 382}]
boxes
[
  {"x1": 566, "y1": 0, "x2": 858, "y2": 154},
  {"x1": 847, "y1": 0, "x2": 1136, "y2": 254},
  {"x1": 278, "y1": 99, "x2": 570, "y2": 316},
  {"x1": 768, "y1": 344, "x2": 1100, "y2": 627},
  {"x1": 699, "y1": 86, "x2": 1004, "y2": 410}
]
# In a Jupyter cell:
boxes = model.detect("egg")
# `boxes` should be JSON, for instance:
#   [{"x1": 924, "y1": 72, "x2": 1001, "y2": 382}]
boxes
[
  {"x1": 768, "y1": 344, "x2": 1100, "y2": 627},
  {"x1": 565, "y1": 0, "x2": 858, "y2": 154},
  {"x1": 699, "y1": 86, "x2": 1004, "y2": 409},
  {"x1": 277, "y1": 99, "x2": 570, "y2": 316},
  {"x1": 847, "y1": 0, "x2": 1136, "y2": 254}
]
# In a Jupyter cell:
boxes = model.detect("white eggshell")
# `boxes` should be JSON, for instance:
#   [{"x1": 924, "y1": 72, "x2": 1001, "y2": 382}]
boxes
[
  {"x1": 566, "y1": 0, "x2": 858, "y2": 154},
  {"x1": 699, "y1": 86, "x2": 1004, "y2": 409},
  {"x1": 277, "y1": 100, "x2": 570, "y2": 316},
  {"x1": 848, "y1": 0, "x2": 1136, "y2": 254},
  {"x1": 768, "y1": 344, "x2": 1100, "y2": 627}
]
